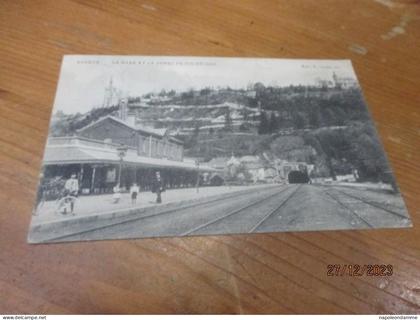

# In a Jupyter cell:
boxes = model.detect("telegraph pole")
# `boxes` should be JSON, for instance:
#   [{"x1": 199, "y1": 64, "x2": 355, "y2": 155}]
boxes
[{"x1": 117, "y1": 144, "x2": 128, "y2": 186}]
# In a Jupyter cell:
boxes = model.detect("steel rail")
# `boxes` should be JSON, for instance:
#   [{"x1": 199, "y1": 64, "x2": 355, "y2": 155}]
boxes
[
  {"x1": 249, "y1": 184, "x2": 303, "y2": 233},
  {"x1": 180, "y1": 186, "x2": 295, "y2": 236},
  {"x1": 334, "y1": 189, "x2": 409, "y2": 220},
  {"x1": 323, "y1": 190, "x2": 374, "y2": 228}
]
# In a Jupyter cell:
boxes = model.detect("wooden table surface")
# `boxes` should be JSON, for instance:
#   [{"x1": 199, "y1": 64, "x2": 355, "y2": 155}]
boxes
[{"x1": 0, "y1": 0, "x2": 419, "y2": 314}]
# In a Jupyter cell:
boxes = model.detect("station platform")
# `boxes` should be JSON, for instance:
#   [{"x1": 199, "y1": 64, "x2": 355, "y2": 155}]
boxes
[{"x1": 31, "y1": 184, "x2": 277, "y2": 226}]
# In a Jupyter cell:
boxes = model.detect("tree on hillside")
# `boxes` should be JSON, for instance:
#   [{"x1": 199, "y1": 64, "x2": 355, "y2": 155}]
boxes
[
  {"x1": 193, "y1": 122, "x2": 201, "y2": 136},
  {"x1": 258, "y1": 111, "x2": 269, "y2": 134},
  {"x1": 181, "y1": 89, "x2": 194, "y2": 100},
  {"x1": 308, "y1": 107, "x2": 321, "y2": 128},
  {"x1": 254, "y1": 82, "x2": 265, "y2": 92},
  {"x1": 269, "y1": 112, "x2": 279, "y2": 133},
  {"x1": 243, "y1": 107, "x2": 250, "y2": 121},
  {"x1": 239, "y1": 122, "x2": 252, "y2": 132},
  {"x1": 349, "y1": 130, "x2": 391, "y2": 183},
  {"x1": 224, "y1": 109, "x2": 233, "y2": 131},
  {"x1": 158, "y1": 89, "x2": 167, "y2": 97},
  {"x1": 313, "y1": 134, "x2": 337, "y2": 180},
  {"x1": 185, "y1": 122, "x2": 201, "y2": 149},
  {"x1": 200, "y1": 87, "x2": 211, "y2": 96},
  {"x1": 293, "y1": 112, "x2": 306, "y2": 129}
]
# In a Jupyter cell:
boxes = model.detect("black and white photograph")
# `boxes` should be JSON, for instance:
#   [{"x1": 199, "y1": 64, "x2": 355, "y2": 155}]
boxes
[{"x1": 28, "y1": 56, "x2": 412, "y2": 243}]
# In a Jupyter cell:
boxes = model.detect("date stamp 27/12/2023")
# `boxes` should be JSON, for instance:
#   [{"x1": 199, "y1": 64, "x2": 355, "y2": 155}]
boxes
[{"x1": 327, "y1": 264, "x2": 393, "y2": 277}]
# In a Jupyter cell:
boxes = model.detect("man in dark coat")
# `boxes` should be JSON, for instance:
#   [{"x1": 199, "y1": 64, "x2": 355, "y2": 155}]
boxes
[{"x1": 152, "y1": 171, "x2": 165, "y2": 203}]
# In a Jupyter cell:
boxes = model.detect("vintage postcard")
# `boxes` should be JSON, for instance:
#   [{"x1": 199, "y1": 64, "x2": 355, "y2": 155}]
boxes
[{"x1": 28, "y1": 56, "x2": 412, "y2": 243}]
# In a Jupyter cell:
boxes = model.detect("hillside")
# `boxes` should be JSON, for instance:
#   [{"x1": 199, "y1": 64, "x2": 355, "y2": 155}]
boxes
[
  {"x1": 51, "y1": 84, "x2": 368, "y2": 137},
  {"x1": 128, "y1": 85, "x2": 369, "y2": 135},
  {"x1": 49, "y1": 84, "x2": 393, "y2": 183}
]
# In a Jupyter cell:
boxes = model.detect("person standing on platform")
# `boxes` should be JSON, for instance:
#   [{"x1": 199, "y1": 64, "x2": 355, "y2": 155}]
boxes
[
  {"x1": 64, "y1": 174, "x2": 79, "y2": 214},
  {"x1": 112, "y1": 184, "x2": 121, "y2": 204},
  {"x1": 130, "y1": 183, "x2": 140, "y2": 205},
  {"x1": 152, "y1": 171, "x2": 165, "y2": 204}
]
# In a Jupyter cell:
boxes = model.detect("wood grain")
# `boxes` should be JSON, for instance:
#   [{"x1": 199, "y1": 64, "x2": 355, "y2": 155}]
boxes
[{"x1": 0, "y1": 0, "x2": 419, "y2": 314}]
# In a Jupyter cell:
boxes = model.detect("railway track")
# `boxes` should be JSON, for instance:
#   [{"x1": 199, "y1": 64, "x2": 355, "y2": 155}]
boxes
[
  {"x1": 332, "y1": 188, "x2": 408, "y2": 219},
  {"x1": 322, "y1": 187, "x2": 409, "y2": 228},
  {"x1": 249, "y1": 184, "x2": 303, "y2": 233},
  {"x1": 323, "y1": 190, "x2": 374, "y2": 228},
  {"x1": 43, "y1": 183, "x2": 409, "y2": 243},
  {"x1": 182, "y1": 184, "x2": 302, "y2": 236},
  {"x1": 44, "y1": 185, "x2": 286, "y2": 242}
]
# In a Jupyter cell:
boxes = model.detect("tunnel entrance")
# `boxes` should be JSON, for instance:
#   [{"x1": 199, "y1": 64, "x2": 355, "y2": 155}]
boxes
[{"x1": 288, "y1": 170, "x2": 310, "y2": 184}]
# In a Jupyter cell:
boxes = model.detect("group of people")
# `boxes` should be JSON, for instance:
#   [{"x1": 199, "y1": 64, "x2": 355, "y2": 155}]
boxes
[
  {"x1": 37, "y1": 171, "x2": 166, "y2": 216},
  {"x1": 111, "y1": 183, "x2": 140, "y2": 204},
  {"x1": 112, "y1": 171, "x2": 165, "y2": 205}
]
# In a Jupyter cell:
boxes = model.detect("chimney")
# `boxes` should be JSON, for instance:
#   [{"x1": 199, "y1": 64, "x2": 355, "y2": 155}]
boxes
[
  {"x1": 119, "y1": 98, "x2": 128, "y2": 121},
  {"x1": 126, "y1": 114, "x2": 136, "y2": 127}
]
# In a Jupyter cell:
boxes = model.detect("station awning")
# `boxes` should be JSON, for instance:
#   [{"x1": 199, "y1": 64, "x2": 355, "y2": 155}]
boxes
[{"x1": 43, "y1": 142, "x2": 219, "y2": 172}]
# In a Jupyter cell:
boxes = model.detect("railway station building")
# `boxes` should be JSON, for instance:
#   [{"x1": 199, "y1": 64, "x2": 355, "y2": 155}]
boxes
[{"x1": 40, "y1": 104, "x2": 217, "y2": 199}]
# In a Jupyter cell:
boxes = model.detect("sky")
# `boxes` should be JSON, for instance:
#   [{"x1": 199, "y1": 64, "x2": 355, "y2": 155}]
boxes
[{"x1": 53, "y1": 55, "x2": 359, "y2": 115}]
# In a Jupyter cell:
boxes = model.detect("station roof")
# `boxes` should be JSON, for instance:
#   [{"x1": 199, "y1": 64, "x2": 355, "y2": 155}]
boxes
[
  {"x1": 43, "y1": 139, "x2": 218, "y2": 172},
  {"x1": 77, "y1": 115, "x2": 184, "y2": 145}
]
